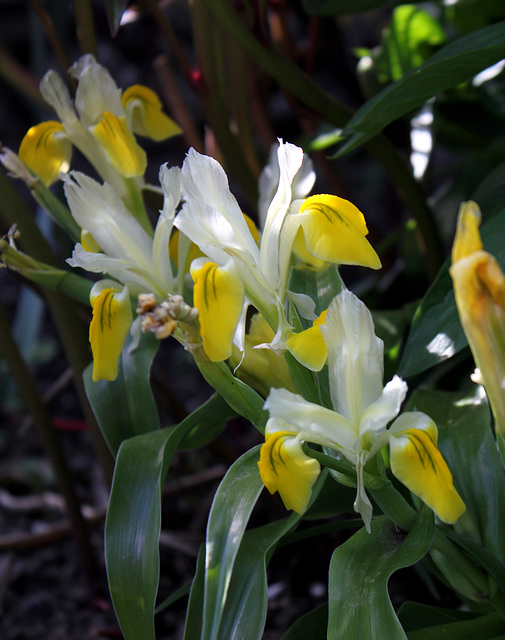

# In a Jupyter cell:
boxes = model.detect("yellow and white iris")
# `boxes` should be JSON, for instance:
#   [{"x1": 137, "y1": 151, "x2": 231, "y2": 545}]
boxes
[
  {"x1": 65, "y1": 164, "x2": 182, "y2": 381},
  {"x1": 173, "y1": 141, "x2": 381, "y2": 364},
  {"x1": 258, "y1": 289, "x2": 466, "y2": 531},
  {"x1": 18, "y1": 55, "x2": 180, "y2": 196}
]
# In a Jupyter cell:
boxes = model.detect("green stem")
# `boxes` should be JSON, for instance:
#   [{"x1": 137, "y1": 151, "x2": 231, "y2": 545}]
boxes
[
  {"x1": 203, "y1": 0, "x2": 444, "y2": 278},
  {"x1": 0, "y1": 300, "x2": 98, "y2": 582}
]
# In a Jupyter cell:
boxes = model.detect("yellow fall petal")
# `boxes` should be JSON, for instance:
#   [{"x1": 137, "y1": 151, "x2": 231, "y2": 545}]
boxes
[
  {"x1": 81, "y1": 229, "x2": 101, "y2": 253},
  {"x1": 191, "y1": 261, "x2": 244, "y2": 362},
  {"x1": 285, "y1": 309, "x2": 328, "y2": 371},
  {"x1": 258, "y1": 431, "x2": 320, "y2": 513},
  {"x1": 90, "y1": 112, "x2": 146, "y2": 177},
  {"x1": 292, "y1": 226, "x2": 328, "y2": 270},
  {"x1": 89, "y1": 286, "x2": 133, "y2": 382},
  {"x1": 19, "y1": 121, "x2": 71, "y2": 186},
  {"x1": 121, "y1": 85, "x2": 182, "y2": 141},
  {"x1": 389, "y1": 425, "x2": 466, "y2": 524},
  {"x1": 451, "y1": 201, "x2": 483, "y2": 263},
  {"x1": 297, "y1": 194, "x2": 381, "y2": 269}
]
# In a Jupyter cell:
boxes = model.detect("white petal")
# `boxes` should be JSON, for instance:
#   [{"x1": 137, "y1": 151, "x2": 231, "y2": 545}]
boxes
[
  {"x1": 71, "y1": 55, "x2": 123, "y2": 126},
  {"x1": 264, "y1": 388, "x2": 357, "y2": 453},
  {"x1": 40, "y1": 70, "x2": 78, "y2": 125},
  {"x1": 63, "y1": 172, "x2": 153, "y2": 270},
  {"x1": 359, "y1": 375, "x2": 408, "y2": 444},
  {"x1": 321, "y1": 290, "x2": 383, "y2": 424}
]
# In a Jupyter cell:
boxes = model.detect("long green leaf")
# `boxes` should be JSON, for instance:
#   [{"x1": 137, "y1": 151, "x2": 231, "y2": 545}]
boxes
[
  {"x1": 106, "y1": 397, "x2": 234, "y2": 640},
  {"x1": 328, "y1": 509, "x2": 434, "y2": 640},
  {"x1": 335, "y1": 21, "x2": 505, "y2": 156},
  {"x1": 406, "y1": 612, "x2": 505, "y2": 640},
  {"x1": 280, "y1": 604, "x2": 328, "y2": 640},
  {"x1": 84, "y1": 332, "x2": 160, "y2": 456},
  {"x1": 202, "y1": 446, "x2": 264, "y2": 640},
  {"x1": 398, "y1": 208, "x2": 505, "y2": 377}
]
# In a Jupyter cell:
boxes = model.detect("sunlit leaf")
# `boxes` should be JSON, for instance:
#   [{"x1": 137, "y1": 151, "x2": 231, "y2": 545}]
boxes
[{"x1": 335, "y1": 21, "x2": 505, "y2": 156}]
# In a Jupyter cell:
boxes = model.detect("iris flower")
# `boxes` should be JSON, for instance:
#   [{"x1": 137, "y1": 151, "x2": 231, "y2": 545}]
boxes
[
  {"x1": 450, "y1": 201, "x2": 505, "y2": 442},
  {"x1": 258, "y1": 289, "x2": 465, "y2": 531},
  {"x1": 173, "y1": 141, "x2": 381, "y2": 364},
  {"x1": 18, "y1": 55, "x2": 180, "y2": 197},
  {"x1": 65, "y1": 164, "x2": 182, "y2": 381}
]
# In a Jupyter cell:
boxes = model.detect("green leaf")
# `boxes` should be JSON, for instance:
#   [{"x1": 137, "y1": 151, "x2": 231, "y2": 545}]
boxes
[
  {"x1": 84, "y1": 331, "x2": 160, "y2": 456},
  {"x1": 106, "y1": 396, "x2": 235, "y2": 640},
  {"x1": 177, "y1": 393, "x2": 237, "y2": 450},
  {"x1": 398, "y1": 601, "x2": 479, "y2": 631},
  {"x1": 328, "y1": 509, "x2": 434, "y2": 640},
  {"x1": 398, "y1": 208, "x2": 505, "y2": 377},
  {"x1": 184, "y1": 547, "x2": 205, "y2": 640},
  {"x1": 335, "y1": 21, "x2": 505, "y2": 156},
  {"x1": 406, "y1": 388, "x2": 505, "y2": 563},
  {"x1": 302, "y1": 0, "x2": 408, "y2": 16},
  {"x1": 105, "y1": 0, "x2": 129, "y2": 36},
  {"x1": 280, "y1": 604, "x2": 328, "y2": 640},
  {"x1": 202, "y1": 446, "x2": 264, "y2": 640},
  {"x1": 217, "y1": 515, "x2": 300, "y2": 640}
]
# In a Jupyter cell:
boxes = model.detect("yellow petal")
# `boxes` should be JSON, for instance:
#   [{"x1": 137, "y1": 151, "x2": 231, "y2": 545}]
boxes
[
  {"x1": 451, "y1": 201, "x2": 483, "y2": 264},
  {"x1": 81, "y1": 229, "x2": 101, "y2": 253},
  {"x1": 285, "y1": 309, "x2": 328, "y2": 371},
  {"x1": 89, "y1": 285, "x2": 133, "y2": 382},
  {"x1": 19, "y1": 121, "x2": 71, "y2": 186},
  {"x1": 292, "y1": 226, "x2": 328, "y2": 270},
  {"x1": 90, "y1": 112, "x2": 146, "y2": 177},
  {"x1": 229, "y1": 313, "x2": 298, "y2": 396},
  {"x1": 389, "y1": 422, "x2": 466, "y2": 524},
  {"x1": 258, "y1": 431, "x2": 320, "y2": 513},
  {"x1": 297, "y1": 194, "x2": 381, "y2": 269},
  {"x1": 121, "y1": 84, "x2": 182, "y2": 141},
  {"x1": 191, "y1": 261, "x2": 244, "y2": 361}
]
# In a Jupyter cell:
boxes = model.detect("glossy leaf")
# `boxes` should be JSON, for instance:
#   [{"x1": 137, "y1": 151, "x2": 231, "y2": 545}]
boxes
[
  {"x1": 217, "y1": 515, "x2": 300, "y2": 640},
  {"x1": 105, "y1": 398, "x2": 234, "y2": 640},
  {"x1": 335, "y1": 21, "x2": 505, "y2": 156},
  {"x1": 84, "y1": 331, "x2": 159, "y2": 456},
  {"x1": 328, "y1": 509, "x2": 434, "y2": 640},
  {"x1": 406, "y1": 612, "x2": 505, "y2": 640},
  {"x1": 202, "y1": 446, "x2": 264, "y2": 640},
  {"x1": 398, "y1": 208, "x2": 505, "y2": 377},
  {"x1": 398, "y1": 601, "x2": 479, "y2": 631}
]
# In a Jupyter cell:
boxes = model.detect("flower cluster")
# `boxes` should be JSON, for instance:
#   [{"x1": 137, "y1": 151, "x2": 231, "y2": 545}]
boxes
[{"x1": 7, "y1": 56, "x2": 466, "y2": 532}]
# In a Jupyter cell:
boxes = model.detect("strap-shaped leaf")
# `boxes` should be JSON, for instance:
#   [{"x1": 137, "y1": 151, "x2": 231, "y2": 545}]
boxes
[
  {"x1": 398, "y1": 208, "x2": 505, "y2": 377},
  {"x1": 406, "y1": 612, "x2": 505, "y2": 640},
  {"x1": 84, "y1": 331, "x2": 160, "y2": 456},
  {"x1": 328, "y1": 508, "x2": 434, "y2": 640},
  {"x1": 105, "y1": 395, "x2": 235, "y2": 640},
  {"x1": 335, "y1": 21, "x2": 505, "y2": 156},
  {"x1": 280, "y1": 604, "x2": 328, "y2": 640},
  {"x1": 202, "y1": 446, "x2": 264, "y2": 640}
]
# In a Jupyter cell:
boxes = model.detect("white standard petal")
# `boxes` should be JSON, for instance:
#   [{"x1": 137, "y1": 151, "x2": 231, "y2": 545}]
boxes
[
  {"x1": 259, "y1": 141, "x2": 304, "y2": 290},
  {"x1": 63, "y1": 172, "x2": 153, "y2": 271},
  {"x1": 321, "y1": 290, "x2": 384, "y2": 425},
  {"x1": 264, "y1": 388, "x2": 357, "y2": 454},
  {"x1": 40, "y1": 70, "x2": 78, "y2": 126},
  {"x1": 359, "y1": 375, "x2": 408, "y2": 447},
  {"x1": 152, "y1": 165, "x2": 181, "y2": 290},
  {"x1": 70, "y1": 55, "x2": 123, "y2": 126},
  {"x1": 181, "y1": 148, "x2": 259, "y2": 258}
]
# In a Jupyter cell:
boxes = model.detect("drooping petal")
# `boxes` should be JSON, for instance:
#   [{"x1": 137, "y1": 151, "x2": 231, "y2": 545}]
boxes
[
  {"x1": 321, "y1": 290, "x2": 384, "y2": 425},
  {"x1": 258, "y1": 431, "x2": 320, "y2": 513},
  {"x1": 285, "y1": 309, "x2": 328, "y2": 371},
  {"x1": 296, "y1": 195, "x2": 381, "y2": 269},
  {"x1": 191, "y1": 260, "x2": 244, "y2": 361},
  {"x1": 90, "y1": 112, "x2": 146, "y2": 177},
  {"x1": 19, "y1": 122, "x2": 71, "y2": 186},
  {"x1": 450, "y1": 201, "x2": 505, "y2": 439},
  {"x1": 89, "y1": 282, "x2": 133, "y2": 382},
  {"x1": 388, "y1": 412, "x2": 466, "y2": 524},
  {"x1": 121, "y1": 85, "x2": 182, "y2": 141}
]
